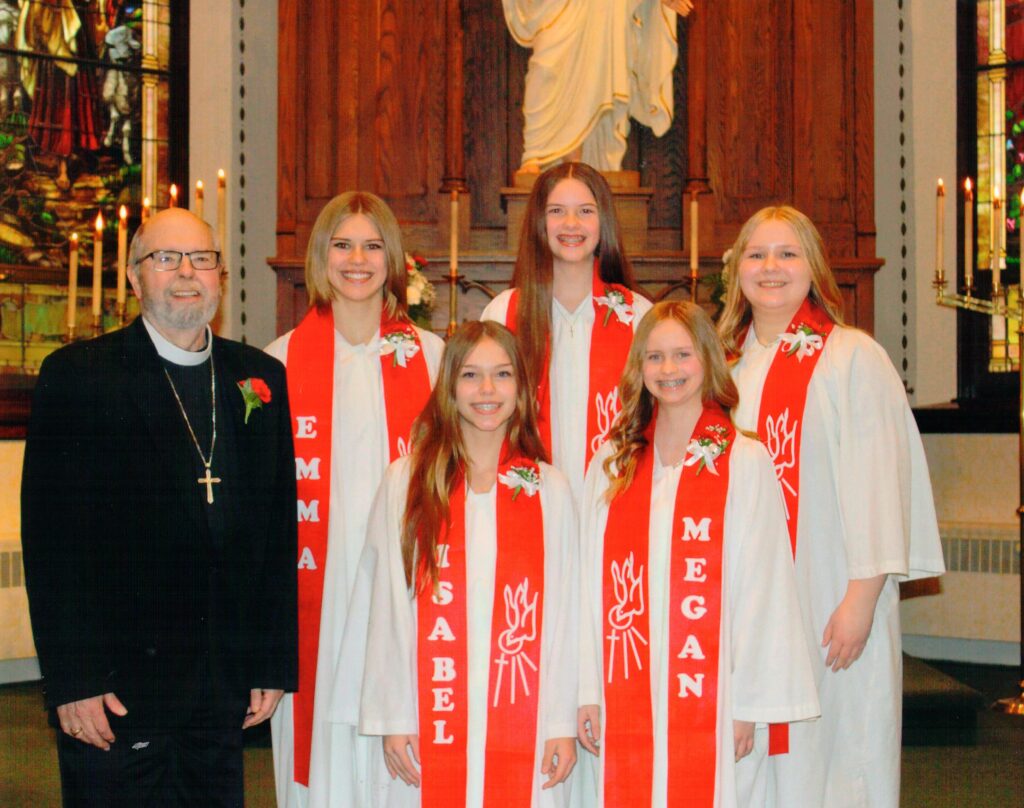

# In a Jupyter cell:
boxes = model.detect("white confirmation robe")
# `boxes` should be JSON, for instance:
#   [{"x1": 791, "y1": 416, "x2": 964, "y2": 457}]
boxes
[
  {"x1": 730, "y1": 325, "x2": 946, "y2": 808},
  {"x1": 482, "y1": 289, "x2": 653, "y2": 503},
  {"x1": 265, "y1": 325, "x2": 444, "y2": 808},
  {"x1": 338, "y1": 457, "x2": 579, "y2": 807},
  {"x1": 578, "y1": 436, "x2": 820, "y2": 807}
]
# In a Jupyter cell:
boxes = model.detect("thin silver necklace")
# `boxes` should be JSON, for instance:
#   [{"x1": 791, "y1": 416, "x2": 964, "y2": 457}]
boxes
[{"x1": 163, "y1": 357, "x2": 220, "y2": 504}]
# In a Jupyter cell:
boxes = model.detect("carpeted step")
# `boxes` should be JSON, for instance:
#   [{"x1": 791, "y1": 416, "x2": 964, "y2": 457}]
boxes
[{"x1": 902, "y1": 654, "x2": 987, "y2": 746}]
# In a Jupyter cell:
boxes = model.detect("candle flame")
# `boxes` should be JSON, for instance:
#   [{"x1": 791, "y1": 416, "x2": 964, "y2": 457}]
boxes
[
  {"x1": 95, "y1": 213, "x2": 104, "y2": 230},
  {"x1": 937, "y1": 178, "x2": 945, "y2": 194},
  {"x1": 217, "y1": 169, "x2": 226, "y2": 183},
  {"x1": 143, "y1": 196, "x2": 151, "y2": 208},
  {"x1": 70, "y1": 232, "x2": 78, "y2": 243},
  {"x1": 196, "y1": 180, "x2": 204, "y2": 192},
  {"x1": 170, "y1": 183, "x2": 178, "y2": 199},
  {"x1": 965, "y1": 177, "x2": 973, "y2": 192},
  {"x1": 119, "y1": 205, "x2": 127, "y2": 221}
]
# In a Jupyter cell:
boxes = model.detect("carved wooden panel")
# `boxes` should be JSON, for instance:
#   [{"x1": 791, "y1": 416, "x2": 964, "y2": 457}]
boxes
[{"x1": 275, "y1": 1, "x2": 879, "y2": 331}]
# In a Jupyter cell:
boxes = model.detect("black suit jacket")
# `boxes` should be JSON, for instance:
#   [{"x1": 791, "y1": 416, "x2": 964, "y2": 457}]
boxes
[{"x1": 21, "y1": 318, "x2": 298, "y2": 728}]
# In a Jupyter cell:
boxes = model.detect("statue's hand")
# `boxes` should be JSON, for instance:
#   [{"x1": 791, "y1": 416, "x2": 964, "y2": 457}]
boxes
[{"x1": 662, "y1": 0, "x2": 694, "y2": 16}]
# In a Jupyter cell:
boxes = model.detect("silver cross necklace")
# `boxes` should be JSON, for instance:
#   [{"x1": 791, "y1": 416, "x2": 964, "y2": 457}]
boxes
[{"x1": 163, "y1": 358, "x2": 220, "y2": 504}]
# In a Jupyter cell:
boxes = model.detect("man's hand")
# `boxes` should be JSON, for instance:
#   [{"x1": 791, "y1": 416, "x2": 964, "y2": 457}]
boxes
[
  {"x1": 663, "y1": 0, "x2": 695, "y2": 16},
  {"x1": 57, "y1": 692, "x2": 127, "y2": 750},
  {"x1": 242, "y1": 688, "x2": 284, "y2": 729}
]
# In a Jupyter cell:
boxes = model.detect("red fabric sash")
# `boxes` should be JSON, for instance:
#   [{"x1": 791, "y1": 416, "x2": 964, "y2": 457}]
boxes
[
  {"x1": 416, "y1": 457, "x2": 546, "y2": 807},
  {"x1": 601, "y1": 405, "x2": 733, "y2": 807},
  {"x1": 749, "y1": 298, "x2": 834, "y2": 755},
  {"x1": 505, "y1": 262, "x2": 635, "y2": 469},
  {"x1": 286, "y1": 306, "x2": 430, "y2": 785}
]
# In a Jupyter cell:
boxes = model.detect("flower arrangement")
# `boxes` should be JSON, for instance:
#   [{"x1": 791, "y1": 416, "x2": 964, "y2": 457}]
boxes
[
  {"x1": 498, "y1": 464, "x2": 542, "y2": 500},
  {"x1": 683, "y1": 424, "x2": 730, "y2": 475},
  {"x1": 405, "y1": 252, "x2": 436, "y2": 329}
]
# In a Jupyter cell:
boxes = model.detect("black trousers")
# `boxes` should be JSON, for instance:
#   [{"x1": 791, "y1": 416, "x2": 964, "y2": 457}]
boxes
[{"x1": 55, "y1": 724, "x2": 244, "y2": 807}]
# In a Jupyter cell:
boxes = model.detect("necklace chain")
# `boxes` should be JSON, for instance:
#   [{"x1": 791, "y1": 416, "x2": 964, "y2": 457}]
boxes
[{"x1": 163, "y1": 358, "x2": 217, "y2": 473}]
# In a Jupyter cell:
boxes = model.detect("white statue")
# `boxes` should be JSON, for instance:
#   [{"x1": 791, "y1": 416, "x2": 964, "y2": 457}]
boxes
[{"x1": 503, "y1": 0, "x2": 694, "y2": 173}]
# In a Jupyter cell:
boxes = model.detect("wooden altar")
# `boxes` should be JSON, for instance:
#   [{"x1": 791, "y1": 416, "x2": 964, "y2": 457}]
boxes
[{"x1": 270, "y1": 0, "x2": 881, "y2": 333}]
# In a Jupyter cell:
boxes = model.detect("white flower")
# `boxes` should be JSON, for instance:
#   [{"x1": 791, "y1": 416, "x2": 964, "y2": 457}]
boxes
[
  {"x1": 779, "y1": 324, "x2": 824, "y2": 361},
  {"x1": 682, "y1": 425, "x2": 730, "y2": 476},
  {"x1": 378, "y1": 330, "x2": 421, "y2": 368},
  {"x1": 498, "y1": 465, "x2": 541, "y2": 499},
  {"x1": 595, "y1": 288, "x2": 634, "y2": 326}
]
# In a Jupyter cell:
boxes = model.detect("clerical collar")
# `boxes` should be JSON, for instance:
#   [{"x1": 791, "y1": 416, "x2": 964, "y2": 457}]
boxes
[{"x1": 142, "y1": 317, "x2": 213, "y2": 366}]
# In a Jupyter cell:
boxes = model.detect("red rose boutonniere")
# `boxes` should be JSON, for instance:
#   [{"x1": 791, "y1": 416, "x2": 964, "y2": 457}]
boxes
[{"x1": 238, "y1": 377, "x2": 271, "y2": 424}]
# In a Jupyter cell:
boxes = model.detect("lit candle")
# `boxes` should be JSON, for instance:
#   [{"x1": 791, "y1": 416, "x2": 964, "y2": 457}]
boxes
[
  {"x1": 994, "y1": 187, "x2": 1003, "y2": 292},
  {"x1": 142, "y1": 196, "x2": 151, "y2": 224},
  {"x1": 117, "y1": 205, "x2": 128, "y2": 307},
  {"x1": 216, "y1": 169, "x2": 226, "y2": 254},
  {"x1": 169, "y1": 183, "x2": 178, "y2": 208},
  {"x1": 935, "y1": 179, "x2": 945, "y2": 285},
  {"x1": 964, "y1": 178, "x2": 974, "y2": 292},
  {"x1": 67, "y1": 233, "x2": 79, "y2": 332},
  {"x1": 92, "y1": 213, "x2": 104, "y2": 320},
  {"x1": 194, "y1": 180, "x2": 204, "y2": 221},
  {"x1": 690, "y1": 192, "x2": 699, "y2": 275}
]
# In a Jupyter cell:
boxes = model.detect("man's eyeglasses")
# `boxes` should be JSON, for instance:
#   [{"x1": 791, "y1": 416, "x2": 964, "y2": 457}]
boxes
[{"x1": 137, "y1": 250, "x2": 222, "y2": 272}]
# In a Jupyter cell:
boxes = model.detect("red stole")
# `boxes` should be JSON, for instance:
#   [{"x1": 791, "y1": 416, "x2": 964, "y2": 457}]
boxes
[
  {"x1": 601, "y1": 405, "x2": 733, "y2": 807},
  {"x1": 749, "y1": 298, "x2": 834, "y2": 755},
  {"x1": 505, "y1": 262, "x2": 636, "y2": 468},
  {"x1": 416, "y1": 457, "x2": 546, "y2": 807},
  {"x1": 285, "y1": 306, "x2": 430, "y2": 785}
]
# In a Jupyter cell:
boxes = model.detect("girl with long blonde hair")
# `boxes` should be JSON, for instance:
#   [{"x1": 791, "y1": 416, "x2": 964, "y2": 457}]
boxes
[
  {"x1": 266, "y1": 191, "x2": 445, "y2": 808},
  {"x1": 577, "y1": 301, "x2": 818, "y2": 807},
  {"x1": 354, "y1": 321, "x2": 580, "y2": 807},
  {"x1": 719, "y1": 206, "x2": 944, "y2": 807}
]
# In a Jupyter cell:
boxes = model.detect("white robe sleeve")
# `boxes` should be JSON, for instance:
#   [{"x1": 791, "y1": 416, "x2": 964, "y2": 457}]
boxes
[
  {"x1": 480, "y1": 288, "x2": 513, "y2": 325},
  {"x1": 538, "y1": 463, "x2": 580, "y2": 740},
  {"x1": 357, "y1": 458, "x2": 420, "y2": 736},
  {"x1": 630, "y1": 289, "x2": 654, "y2": 330},
  {"x1": 578, "y1": 442, "x2": 614, "y2": 708},
  {"x1": 831, "y1": 331, "x2": 945, "y2": 580},
  {"x1": 726, "y1": 436, "x2": 821, "y2": 724},
  {"x1": 264, "y1": 330, "x2": 293, "y2": 364}
]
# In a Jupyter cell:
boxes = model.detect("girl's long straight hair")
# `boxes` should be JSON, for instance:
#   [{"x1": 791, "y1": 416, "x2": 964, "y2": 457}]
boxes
[
  {"x1": 401, "y1": 321, "x2": 548, "y2": 592},
  {"x1": 512, "y1": 162, "x2": 635, "y2": 394}
]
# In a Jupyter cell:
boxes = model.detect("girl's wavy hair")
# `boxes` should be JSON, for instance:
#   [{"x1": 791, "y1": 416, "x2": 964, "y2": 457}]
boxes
[
  {"x1": 717, "y1": 205, "x2": 844, "y2": 356},
  {"x1": 603, "y1": 301, "x2": 738, "y2": 501},
  {"x1": 401, "y1": 321, "x2": 548, "y2": 592},
  {"x1": 512, "y1": 162, "x2": 635, "y2": 394}
]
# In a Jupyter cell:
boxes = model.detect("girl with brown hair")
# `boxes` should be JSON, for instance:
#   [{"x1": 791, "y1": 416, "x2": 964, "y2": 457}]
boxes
[
  {"x1": 482, "y1": 162, "x2": 652, "y2": 501},
  {"x1": 577, "y1": 301, "x2": 818, "y2": 807},
  {"x1": 352, "y1": 321, "x2": 579, "y2": 807}
]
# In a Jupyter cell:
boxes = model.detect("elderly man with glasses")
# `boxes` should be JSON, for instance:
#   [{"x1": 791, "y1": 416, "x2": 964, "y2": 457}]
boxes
[{"x1": 22, "y1": 207, "x2": 298, "y2": 806}]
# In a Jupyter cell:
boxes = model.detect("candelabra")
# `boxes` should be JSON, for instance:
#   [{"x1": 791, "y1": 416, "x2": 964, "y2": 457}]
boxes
[{"x1": 934, "y1": 186, "x2": 1024, "y2": 716}]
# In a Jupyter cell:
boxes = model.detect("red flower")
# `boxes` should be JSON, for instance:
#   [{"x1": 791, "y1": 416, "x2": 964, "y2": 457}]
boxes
[
  {"x1": 249, "y1": 377, "x2": 272, "y2": 403},
  {"x1": 238, "y1": 377, "x2": 272, "y2": 424}
]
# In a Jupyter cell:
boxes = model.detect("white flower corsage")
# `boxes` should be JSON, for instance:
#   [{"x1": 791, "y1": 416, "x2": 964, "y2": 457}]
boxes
[
  {"x1": 595, "y1": 287, "x2": 634, "y2": 327},
  {"x1": 779, "y1": 323, "x2": 824, "y2": 361},
  {"x1": 498, "y1": 464, "x2": 542, "y2": 500},
  {"x1": 378, "y1": 329, "x2": 421, "y2": 368},
  {"x1": 683, "y1": 424, "x2": 730, "y2": 476}
]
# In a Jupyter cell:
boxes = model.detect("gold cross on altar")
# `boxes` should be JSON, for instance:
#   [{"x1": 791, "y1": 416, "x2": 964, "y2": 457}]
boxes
[{"x1": 197, "y1": 467, "x2": 222, "y2": 504}]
